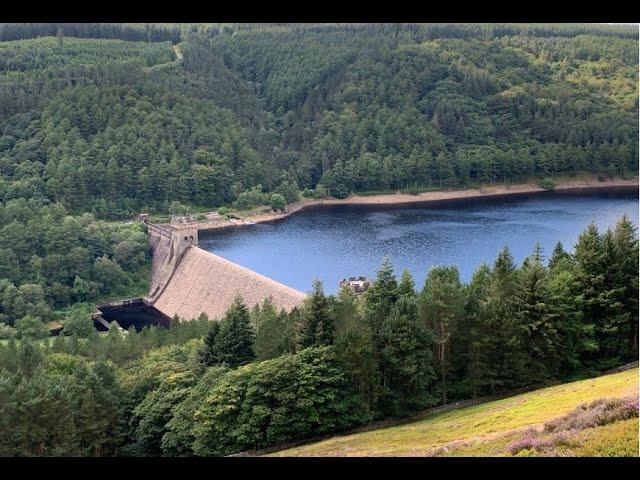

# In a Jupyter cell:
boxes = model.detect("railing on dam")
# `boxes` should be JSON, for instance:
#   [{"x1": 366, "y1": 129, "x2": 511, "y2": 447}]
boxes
[{"x1": 146, "y1": 222, "x2": 172, "y2": 238}]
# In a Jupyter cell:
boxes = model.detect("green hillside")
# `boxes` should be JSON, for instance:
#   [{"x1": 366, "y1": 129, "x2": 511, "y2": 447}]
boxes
[
  {"x1": 1, "y1": 23, "x2": 637, "y2": 219},
  {"x1": 271, "y1": 367, "x2": 639, "y2": 456}
]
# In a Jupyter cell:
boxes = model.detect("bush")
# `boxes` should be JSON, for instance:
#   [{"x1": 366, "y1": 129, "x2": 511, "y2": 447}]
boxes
[
  {"x1": 539, "y1": 178, "x2": 556, "y2": 190},
  {"x1": 15, "y1": 315, "x2": 49, "y2": 340},
  {"x1": 331, "y1": 184, "x2": 350, "y2": 199},
  {"x1": 274, "y1": 179, "x2": 300, "y2": 204},
  {"x1": 0, "y1": 322, "x2": 16, "y2": 340},
  {"x1": 169, "y1": 201, "x2": 191, "y2": 216},
  {"x1": 269, "y1": 193, "x2": 286, "y2": 212},
  {"x1": 217, "y1": 206, "x2": 230, "y2": 217},
  {"x1": 62, "y1": 312, "x2": 96, "y2": 338},
  {"x1": 543, "y1": 397, "x2": 639, "y2": 433},
  {"x1": 234, "y1": 186, "x2": 268, "y2": 210},
  {"x1": 191, "y1": 346, "x2": 370, "y2": 456}
]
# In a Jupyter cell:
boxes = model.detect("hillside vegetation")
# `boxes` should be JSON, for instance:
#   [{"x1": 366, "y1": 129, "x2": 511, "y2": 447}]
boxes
[
  {"x1": 271, "y1": 367, "x2": 639, "y2": 456},
  {"x1": 1, "y1": 219, "x2": 637, "y2": 456},
  {"x1": 0, "y1": 23, "x2": 637, "y2": 219}
]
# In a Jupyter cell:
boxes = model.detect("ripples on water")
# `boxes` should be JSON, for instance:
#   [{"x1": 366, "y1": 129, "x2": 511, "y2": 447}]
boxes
[{"x1": 200, "y1": 188, "x2": 639, "y2": 294}]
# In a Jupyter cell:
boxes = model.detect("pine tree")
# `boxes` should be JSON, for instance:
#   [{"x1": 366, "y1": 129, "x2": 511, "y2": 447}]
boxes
[
  {"x1": 215, "y1": 296, "x2": 255, "y2": 368},
  {"x1": 198, "y1": 296, "x2": 255, "y2": 368},
  {"x1": 377, "y1": 306, "x2": 436, "y2": 415},
  {"x1": 298, "y1": 279, "x2": 334, "y2": 348},
  {"x1": 549, "y1": 241, "x2": 571, "y2": 270},
  {"x1": 604, "y1": 216, "x2": 639, "y2": 360},
  {"x1": 197, "y1": 321, "x2": 221, "y2": 368},
  {"x1": 420, "y1": 266, "x2": 465, "y2": 404},
  {"x1": 544, "y1": 260, "x2": 596, "y2": 376},
  {"x1": 364, "y1": 255, "x2": 398, "y2": 331},
  {"x1": 573, "y1": 222, "x2": 608, "y2": 368},
  {"x1": 459, "y1": 263, "x2": 491, "y2": 398},
  {"x1": 515, "y1": 248, "x2": 560, "y2": 384},
  {"x1": 397, "y1": 269, "x2": 416, "y2": 297}
]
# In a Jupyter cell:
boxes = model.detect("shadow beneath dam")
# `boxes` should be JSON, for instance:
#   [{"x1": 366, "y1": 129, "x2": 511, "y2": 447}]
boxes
[{"x1": 92, "y1": 298, "x2": 171, "y2": 332}]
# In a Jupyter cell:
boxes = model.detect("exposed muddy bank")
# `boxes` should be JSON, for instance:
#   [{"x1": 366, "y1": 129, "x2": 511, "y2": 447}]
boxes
[{"x1": 196, "y1": 179, "x2": 638, "y2": 236}]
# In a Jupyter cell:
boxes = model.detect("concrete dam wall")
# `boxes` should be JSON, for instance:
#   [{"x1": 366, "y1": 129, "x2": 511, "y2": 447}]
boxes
[{"x1": 146, "y1": 217, "x2": 306, "y2": 321}]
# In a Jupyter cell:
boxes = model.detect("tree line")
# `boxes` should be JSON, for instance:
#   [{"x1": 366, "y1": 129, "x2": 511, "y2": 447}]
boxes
[{"x1": 0, "y1": 217, "x2": 636, "y2": 456}]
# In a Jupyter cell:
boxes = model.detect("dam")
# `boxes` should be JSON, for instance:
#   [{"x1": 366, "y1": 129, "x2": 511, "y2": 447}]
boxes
[{"x1": 93, "y1": 215, "x2": 306, "y2": 329}]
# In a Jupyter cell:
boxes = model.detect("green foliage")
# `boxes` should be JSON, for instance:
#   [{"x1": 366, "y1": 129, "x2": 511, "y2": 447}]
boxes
[
  {"x1": 190, "y1": 346, "x2": 370, "y2": 456},
  {"x1": 540, "y1": 178, "x2": 556, "y2": 190},
  {"x1": 269, "y1": 193, "x2": 286, "y2": 212},
  {"x1": 234, "y1": 186, "x2": 269, "y2": 210},
  {"x1": 253, "y1": 298, "x2": 296, "y2": 360},
  {"x1": 0, "y1": 218, "x2": 637, "y2": 456},
  {"x1": 0, "y1": 200, "x2": 150, "y2": 330},
  {"x1": 196, "y1": 296, "x2": 255, "y2": 368},
  {"x1": 420, "y1": 266, "x2": 465, "y2": 404},
  {"x1": 15, "y1": 315, "x2": 49, "y2": 340},
  {"x1": 298, "y1": 279, "x2": 335, "y2": 348},
  {"x1": 377, "y1": 301, "x2": 437, "y2": 416}
]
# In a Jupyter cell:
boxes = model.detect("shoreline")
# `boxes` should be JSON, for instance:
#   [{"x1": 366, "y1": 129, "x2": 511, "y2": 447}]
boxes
[{"x1": 194, "y1": 178, "x2": 638, "y2": 234}]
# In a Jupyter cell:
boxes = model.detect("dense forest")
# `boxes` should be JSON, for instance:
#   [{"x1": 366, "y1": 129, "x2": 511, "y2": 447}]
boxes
[
  {"x1": 0, "y1": 218, "x2": 637, "y2": 456},
  {"x1": 0, "y1": 23, "x2": 637, "y2": 219}
]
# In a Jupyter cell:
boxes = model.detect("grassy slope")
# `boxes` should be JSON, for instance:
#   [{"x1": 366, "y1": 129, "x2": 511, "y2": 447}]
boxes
[{"x1": 271, "y1": 368, "x2": 639, "y2": 457}]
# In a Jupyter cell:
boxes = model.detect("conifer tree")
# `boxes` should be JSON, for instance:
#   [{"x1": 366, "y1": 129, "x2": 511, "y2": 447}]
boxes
[
  {"x1": 420, "y1": 266, "x2": 465, "y2": 404},
  {"x1": 299, "y1": 280, "x2": 334, "y2": 348},
  {"x1": 398, "y1": 269, "x2": 416, "y2": 297},
  {"x1": 515, "y1": 248, "x2": 559, "y2": 384},
  {"x1": 364, "y1": 255, "x2": 398, "y2": 331},
  {"x1": 549, "y1": 241, "x2": 571, "y2": 270},
  {"x1": 377, "y1": 304, "x2": 436, "y2": 415},
  {"x1": 198, "y1": 296, "x2": 255, "y2": 368}
]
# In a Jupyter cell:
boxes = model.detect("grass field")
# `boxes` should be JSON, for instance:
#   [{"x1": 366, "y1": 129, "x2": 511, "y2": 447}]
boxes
[{"x1": 271, "y1": 368, "x2": 639, "y2": 457}]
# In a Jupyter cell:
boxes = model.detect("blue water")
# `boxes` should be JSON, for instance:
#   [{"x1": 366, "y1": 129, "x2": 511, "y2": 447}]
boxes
[{"x1": 200, "y1": 188, "x2": 639, "y2": 294}]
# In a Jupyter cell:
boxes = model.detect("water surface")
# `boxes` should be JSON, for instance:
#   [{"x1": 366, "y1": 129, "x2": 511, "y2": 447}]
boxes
[{"x1": 200, "y1": 188, "x2": 639, "y2": 293}]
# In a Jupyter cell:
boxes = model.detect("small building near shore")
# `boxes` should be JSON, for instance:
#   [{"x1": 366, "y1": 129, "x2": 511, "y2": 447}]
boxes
[{"x1": 339, "y1": 276, "x2": 371, "y2": 295}]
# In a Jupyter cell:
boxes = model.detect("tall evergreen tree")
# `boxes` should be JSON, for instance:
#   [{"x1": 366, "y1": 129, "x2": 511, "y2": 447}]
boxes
[
  {"x1": 198, "y1": 296, "x2": 255, "y2": 368},
  {"x1": 515, "y1": 248, "x2": 560, "y2": 384},
  {"x1": 549, "y1": 241, "x2": 571, "y2": 270},
  {"x1": 364, "y1": 256, "x2": 398, "y2": 331},
  {"x1": 420, "y1": 266, "x2": 465, "y2": 404},
  {"x1": 298, "y1": 280, "x2": 334, "y2": 348},
  {"x1": 377, "y1": 299, "x2": 436, "y2": 416}
]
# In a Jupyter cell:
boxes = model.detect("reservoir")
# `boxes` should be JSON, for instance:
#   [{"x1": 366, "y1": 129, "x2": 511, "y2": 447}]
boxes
[{"x1": 200, "y1": 188, "x2": 639, "y2": 294}]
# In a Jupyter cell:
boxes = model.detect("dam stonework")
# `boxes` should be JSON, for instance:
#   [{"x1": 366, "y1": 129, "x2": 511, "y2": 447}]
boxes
[{"x1": 145, "y1": 217, "x2": 305, "y2": 321}]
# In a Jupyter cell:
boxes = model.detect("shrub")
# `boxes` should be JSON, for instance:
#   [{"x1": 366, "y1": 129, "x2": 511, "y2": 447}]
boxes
[
  {"x1": 331, "y1": 183, "x2": 350, "y2": 199},
  {"x1": 507, "y1": 429, "x2": 579, "y2": 455},
  {"x1": 269, "y1": 193, "x2": 286, "y2": 212},
  {"x1": 274, "y1": 179, "x2": 300, "y2": 204},
  {"x1": 0, "y1": 322, "x2": 16, "y2": 340},
  {"x1": 539, "y1": 178, "x2": 555, "y2": 190},
  {"x1": 15, "y1": 315, "x2": 49, "y2": 340},
  {"x1": 234, "y1": 186, "x2": 268, "y2": 210},
  {"x1": 169, "y1": 201, "x2": 191, "y2": 216},
  {"x1": 543, "y1": 397, "x2": 639, "y2": 433},
  {"x1": 191, "y1": 346, "x2": 370, "y2": 456}
]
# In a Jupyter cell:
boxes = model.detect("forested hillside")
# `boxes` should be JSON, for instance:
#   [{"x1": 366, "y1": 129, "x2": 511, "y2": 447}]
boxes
[{"x1": 0, "y1": 23, "x2": 637, "y2": 219}]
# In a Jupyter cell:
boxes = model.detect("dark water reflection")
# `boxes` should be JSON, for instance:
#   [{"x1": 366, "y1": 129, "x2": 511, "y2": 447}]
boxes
[{"x1": 200, "y1": 188, "x2": 639, "y2": 294}]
